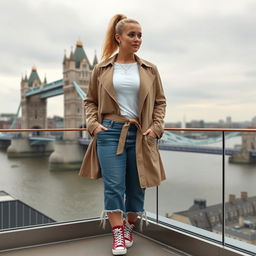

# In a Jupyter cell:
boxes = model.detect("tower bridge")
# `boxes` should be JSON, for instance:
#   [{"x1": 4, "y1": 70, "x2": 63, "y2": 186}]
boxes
[
  {"x1": 18, "y1": 40, "x2": 96, "y2": 140},
  {"x1": 5, "y1": 40, "x2": 96, "y2": 166},
  {"x1": 0, "y1": 40, "x2": 255, "y2": 168}
]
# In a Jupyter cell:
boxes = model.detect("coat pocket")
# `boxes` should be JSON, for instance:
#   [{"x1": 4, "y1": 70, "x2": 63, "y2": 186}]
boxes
[
  {"x1": 143, "y1": 135, "x2": 158, "y2": 161},
  {"x1": 146, "y1": 134, "x2": 157, "y2": 146}
]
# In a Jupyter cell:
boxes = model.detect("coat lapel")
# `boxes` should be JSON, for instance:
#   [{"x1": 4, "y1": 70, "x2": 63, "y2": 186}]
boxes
[
  {"x1": 138, "y1": 64, "x2": 154, "y2": 118},
  {"x1": 99, "y1": 66, "x2": 118, "y2": 105},
  {"x1": 98, "y1": 55, "x2": 119, "y2": 105}
]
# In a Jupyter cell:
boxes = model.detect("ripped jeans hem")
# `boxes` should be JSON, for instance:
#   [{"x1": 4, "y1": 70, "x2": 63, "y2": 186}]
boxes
[{"x1": 100, "y1": 210, "x2": 148, "y2": 231}]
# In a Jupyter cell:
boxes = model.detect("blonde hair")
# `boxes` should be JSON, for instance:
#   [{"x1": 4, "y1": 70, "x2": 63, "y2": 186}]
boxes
[{"x1": 101, "y1": 14, "x2": 140, "y2": 61}]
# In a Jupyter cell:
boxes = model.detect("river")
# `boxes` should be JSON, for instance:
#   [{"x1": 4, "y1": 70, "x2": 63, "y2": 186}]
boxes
[{"x1": 0, "y1": 136, "x2": 255, "y2": 223}]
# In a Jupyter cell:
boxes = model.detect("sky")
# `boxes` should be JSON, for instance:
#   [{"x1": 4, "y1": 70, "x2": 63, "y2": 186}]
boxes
[{"x1": 0, "y1": 0, "x2": 256, "y2": 123}]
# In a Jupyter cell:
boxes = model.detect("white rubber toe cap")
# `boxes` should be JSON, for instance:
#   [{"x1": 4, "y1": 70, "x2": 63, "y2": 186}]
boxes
[{"x1": 112, "y1": 246, "x2": 127, "y2": 255}]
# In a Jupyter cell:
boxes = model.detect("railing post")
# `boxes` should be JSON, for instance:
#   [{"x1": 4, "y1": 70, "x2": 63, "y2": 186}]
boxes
[
  {"x1": 156, "y1": 185, "x2": 159, "y2": 223},
  {"x1": 222, "y1": 131, "x2": 226, "y2": 246}
]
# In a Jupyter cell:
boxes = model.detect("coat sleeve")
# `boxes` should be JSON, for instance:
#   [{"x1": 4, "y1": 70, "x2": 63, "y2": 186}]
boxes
[
  {"x1": 84, "y1": 65, "x2": 100, "y2": 136},
  {"x1": 150, "y1": 66, "x2": 166, "y2": 138}
]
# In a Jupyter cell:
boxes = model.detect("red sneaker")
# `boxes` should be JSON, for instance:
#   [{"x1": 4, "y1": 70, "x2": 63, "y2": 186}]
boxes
[
  {"x1": 124, "y1": 220, "x2": 135, "y2": 248},
  {"x1": 112, "y1": 225, "x2": 127, "y2": 255}
]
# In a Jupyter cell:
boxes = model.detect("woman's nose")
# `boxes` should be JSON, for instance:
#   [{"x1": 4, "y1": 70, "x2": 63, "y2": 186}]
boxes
[{"x1": 134, "y1": 35, "x2": 141, "y2": 41}]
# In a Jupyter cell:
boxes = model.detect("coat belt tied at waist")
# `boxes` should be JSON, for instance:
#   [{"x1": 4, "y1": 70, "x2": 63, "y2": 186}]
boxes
[{"x1": 102, "y1": 114, "x2": 142, "y2": 155}]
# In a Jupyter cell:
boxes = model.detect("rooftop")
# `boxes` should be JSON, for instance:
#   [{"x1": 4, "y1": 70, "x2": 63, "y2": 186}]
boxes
[{"x1": 0, "y1": 217, "x2": 249, "y2": 256}]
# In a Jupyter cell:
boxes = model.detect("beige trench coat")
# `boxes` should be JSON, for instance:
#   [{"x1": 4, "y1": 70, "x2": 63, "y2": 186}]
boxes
[{"x1": 79, "y1": 54, "x2": 166, "y2": 188}]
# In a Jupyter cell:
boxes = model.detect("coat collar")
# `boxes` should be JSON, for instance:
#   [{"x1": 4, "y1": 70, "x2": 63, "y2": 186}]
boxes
[{"x1": 98, "y1": 54, "x2": 153, "y2": 68}]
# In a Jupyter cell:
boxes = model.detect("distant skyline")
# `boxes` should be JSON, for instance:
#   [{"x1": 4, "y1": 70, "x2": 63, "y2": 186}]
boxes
[
  {"x1": 0, "y1": 0, "x2": 256, "y2": 123},
  {"x1": 0, "y1": 111, "x2": 255, "y2": 123}
]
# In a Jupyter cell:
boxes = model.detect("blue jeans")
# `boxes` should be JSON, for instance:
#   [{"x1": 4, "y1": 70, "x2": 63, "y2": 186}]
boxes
[{"x1": 96, "y1": 119, "x2": 145, "y2": 215}]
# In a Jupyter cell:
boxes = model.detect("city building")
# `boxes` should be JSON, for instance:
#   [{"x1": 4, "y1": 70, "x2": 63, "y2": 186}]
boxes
[
  {"x1": 0, "y1": 113, "x2": 21, "y2": 129},
  {"x1": 251, "y1": 116, "x2": 256, "y2": 127},
  {"x1": 226, "y1": 116, "x2": 232, "y2": 128},
  {"x1": 0, "y1": 191, "x2": 55, "y2": 230},
  {"x1": 170, "y1": 192, "x2": 256, "y2": 244}
]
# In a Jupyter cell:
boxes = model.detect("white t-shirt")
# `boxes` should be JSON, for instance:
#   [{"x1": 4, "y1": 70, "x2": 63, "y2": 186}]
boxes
[{"x1": 113, "y1": 62, "x2": 140, "y2": 119}]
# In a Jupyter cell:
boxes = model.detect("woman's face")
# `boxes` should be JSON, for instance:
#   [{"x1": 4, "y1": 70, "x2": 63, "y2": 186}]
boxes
[{"x1": 116, "y1": 23, "x2": 142, "y2": 54}]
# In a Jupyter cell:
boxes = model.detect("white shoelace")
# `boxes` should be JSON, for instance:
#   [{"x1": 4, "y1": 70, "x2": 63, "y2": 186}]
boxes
[
  {"x1": 124, "y1": 222, "x2": 134, "y2": 239},
  {"x1": 139, "y1": 211, "x2": 149, "y2": 231},
  {"x1": 113, "y1": 227, "x2": 124, "y2": 247}
]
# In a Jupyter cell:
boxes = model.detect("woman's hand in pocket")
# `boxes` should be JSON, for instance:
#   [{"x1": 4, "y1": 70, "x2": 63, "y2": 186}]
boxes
[
  {"x1": 93, "y1": 124, "x2": 108, "y2": 136},
  {"x1": 143, "y1": 128, "x2": 157, "y2": 138}
]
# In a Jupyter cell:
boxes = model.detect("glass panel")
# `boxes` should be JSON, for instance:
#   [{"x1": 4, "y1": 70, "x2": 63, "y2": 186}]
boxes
[
  {"x1": 0, "y1": 128, "x2": 157, "y2": 231},
  {"x1": 225, "y1": 131, "x2": 256, "y2": 255},
  {"x1": 158, "y1": 130, "x2": 223, "y2": 242},
  {"x1": 0, "y1": 130, "x2": 103, "y2": 231},
  {"x1": 144, "y1": 186, "x2": 157, "y2": 221}
]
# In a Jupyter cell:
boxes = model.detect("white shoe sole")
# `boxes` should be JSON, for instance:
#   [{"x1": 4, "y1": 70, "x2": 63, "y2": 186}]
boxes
[{"x1": 112, "y1": 247, "x2": 127, "y2": 255}]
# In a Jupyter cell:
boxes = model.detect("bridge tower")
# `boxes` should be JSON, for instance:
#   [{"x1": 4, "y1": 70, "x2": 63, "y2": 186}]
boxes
[
  {"x1": 20, "y1": 67, "x2": 47, "y2": 136},
  {"x1": 229, "y1": 133, "x2": 256, "y2": 164},
  {"x1": 49, "y1": 41, "x2": 98, "y2": 170},
  {"x1": 63, "y1": 40, "x2": 97, "y2": 140},
  {"x1": 7, "y1": 68, "x2": 51, "y2": 157}
]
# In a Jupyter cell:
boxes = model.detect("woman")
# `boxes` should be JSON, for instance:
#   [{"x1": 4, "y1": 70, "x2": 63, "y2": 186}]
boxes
[{"x1": 79, "y1": 14, "x2": 166, "y2": 255}]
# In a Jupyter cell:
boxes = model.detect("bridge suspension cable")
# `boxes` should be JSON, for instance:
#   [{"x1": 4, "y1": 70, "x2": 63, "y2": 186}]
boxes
[
  {"x1": 160, "y1": 131, "x2": 241, "y2": 145},
  {"x1": 71, "y1": 81, "x2": 87, "y2": 100},
  {"x1": 9, "y1": 103, "x2": 21, "y2": 129}
]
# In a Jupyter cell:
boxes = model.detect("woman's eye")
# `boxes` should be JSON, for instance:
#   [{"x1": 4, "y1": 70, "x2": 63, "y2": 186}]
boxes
[
  {"x1": 128, "y1": 33, "x2": 135, "y2": 37},
  {"x1": 128, "y1": 33, "x2": 142, "y2": 38}
]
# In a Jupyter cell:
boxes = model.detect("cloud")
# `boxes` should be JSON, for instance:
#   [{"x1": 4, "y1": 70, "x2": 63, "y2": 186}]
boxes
[
  {"x1": 244, "y1": 70, "x2": 256, "y2": 77},
  {"x1": 0, "y1": 0, "x2": 256, "y2": 122},
  {"x1": 0, "y1": 0, "x2": 99, "y2": 76}
]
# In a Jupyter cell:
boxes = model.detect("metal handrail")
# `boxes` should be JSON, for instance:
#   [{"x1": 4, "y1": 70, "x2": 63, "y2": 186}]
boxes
[{"x1": 0, "y1": 127, "x2": 256, "y2": 133}]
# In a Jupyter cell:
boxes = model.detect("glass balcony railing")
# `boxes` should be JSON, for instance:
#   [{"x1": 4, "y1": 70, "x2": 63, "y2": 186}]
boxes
[
  {"x1": 157, "y1": 130, "x2": 223, "y2": 243},
  {"x1": 0, "y1": 127, "x2": 255, "y2": 255},
  {"x1": 156, "y1": 128, "x2": 256, "y2": 255},
  {"x1": 0, "y1": 129, "x2": 103, "y2": 229}
]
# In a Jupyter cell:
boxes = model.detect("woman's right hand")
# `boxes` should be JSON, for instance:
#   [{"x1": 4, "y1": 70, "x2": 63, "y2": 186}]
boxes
[{"x1": 93, "y1": 124, "x2": 108, "y2": 136}]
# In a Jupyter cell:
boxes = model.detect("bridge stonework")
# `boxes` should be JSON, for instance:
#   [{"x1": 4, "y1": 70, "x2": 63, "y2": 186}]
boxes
[
  {"x1": 20, "y1": 41, "x2": 97, "y2": 140},
  {"x1": 62, "y1": 41, "x2": 93, "y2": 140},
  {"x1": 229, "y1": 132, "x2": 256, "y2": 164},
  {"x1": 20, "y1": 67, "x2": 47, "y2": 137}
]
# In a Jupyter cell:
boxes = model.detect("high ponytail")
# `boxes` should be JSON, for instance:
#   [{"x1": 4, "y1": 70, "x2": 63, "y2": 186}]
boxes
[
  {"x1": 101, "y1": 14, "x2": 139, "y2": 61},
  {"x1": 101, "y1": 14, "x2": 126, "y2": 61}
]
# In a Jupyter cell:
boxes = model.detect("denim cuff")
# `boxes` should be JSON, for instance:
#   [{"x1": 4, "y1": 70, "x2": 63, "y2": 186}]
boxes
[
  {"x1": 100, "y1": 210, "x2": 148, "y2": 231},
  {"x1": 100, "y1": 209, "x2": 124, "y2": 229}
]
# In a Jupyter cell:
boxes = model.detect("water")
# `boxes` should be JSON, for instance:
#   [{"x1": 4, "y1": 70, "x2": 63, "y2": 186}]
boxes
[{"x1": 0, "y1": 136, "x2": 255, "y2": 223}]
